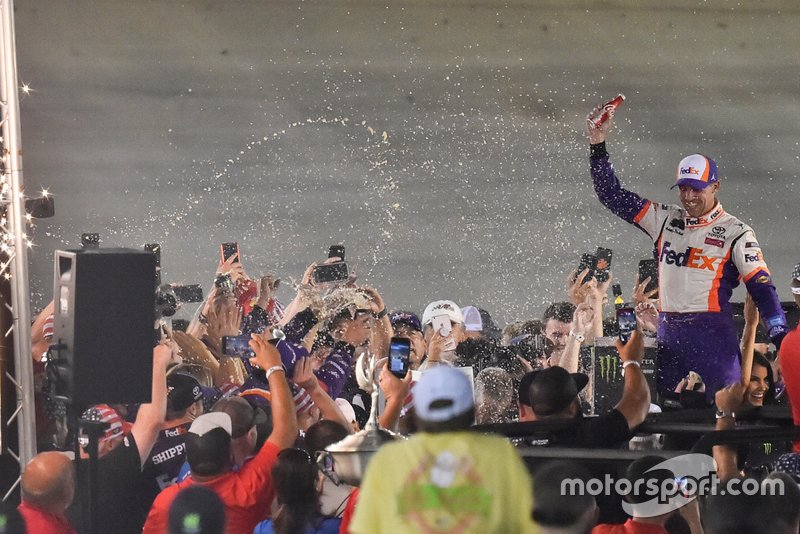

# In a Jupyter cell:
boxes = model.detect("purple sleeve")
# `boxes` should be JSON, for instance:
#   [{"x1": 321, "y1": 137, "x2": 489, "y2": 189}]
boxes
[
  {"x1": 744, "y1": 269, "x2": 788, "y2": 344},
  {"x1": 314, "y1": 347, "x2": 353, "y2": 399},
  {"x1": 590, "y1": 143, "x2": 651, "y2": 226}
]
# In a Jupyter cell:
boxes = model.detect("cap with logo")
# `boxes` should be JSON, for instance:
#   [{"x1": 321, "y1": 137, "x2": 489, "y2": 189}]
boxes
[
  {"x1": 671, "y1": 154, "x2": 719, "y2": 190},
  {"x1": 413, "y1": 366, "x2": 474, "y2": 422},
  {"x1": 80, "y1": 404, "x2": 126, "y2": 442},
  {"x1": 167, "y1": 373, "x2": 204, "y2": 413},
  {"x1": 389, "y1": 310, "x2": 422, "y2": 333},
  {"x1": 421, "y1": 300, "x2": 464, "y2": 326}
]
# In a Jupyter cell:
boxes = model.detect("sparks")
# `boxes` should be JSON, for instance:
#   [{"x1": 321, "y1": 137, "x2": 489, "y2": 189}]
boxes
[
  {"x1": 41, "y1": 188, "x2": 50, "y2": 197},
  {"x1": 21, "y1": 83, "x2": 32, "y2": 95}
]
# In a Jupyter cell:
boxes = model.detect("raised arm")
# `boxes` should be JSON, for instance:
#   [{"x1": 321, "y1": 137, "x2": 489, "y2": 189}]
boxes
[
  {"x1": 613, "y1": 329, "x2": 650, "y2": 430},
  {"x1": 740, "y1": 294, "x2": 759, "y2": 385},
  {"x1": 249, "y1": 333, "x2": 298, "y2": 448},
  {"x1": 131, "y1": 343, "x2": 171, "y2": 466},
  {"x1": 713, "y1": 382, "x2": 745, "y2": 482},
  {"x1": 292, "y1": 357, "x2": 352, "y2": 432}
]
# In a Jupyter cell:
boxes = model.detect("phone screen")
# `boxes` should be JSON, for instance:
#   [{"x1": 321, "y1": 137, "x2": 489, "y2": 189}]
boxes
[
  {"x1": 221, "y1": 335, "x2": 254, "y2": 358},
  {"x1": 221, "y1": 242, "x2": 240, "y2": 263},
  {"x1": 617, "y1": 307, "x2": 637, "y2": 344},
  {"x1": 172, "y1": 284, "x2": 204, "y2": 303},
  {"x1": 312, "y1": 262, "x2": 349, "y2": 284},
  {"x1": 388, "y1": 337, "x2": 411, "y2": 378},
  {"x1": 594, "y1": 247, "x2": 613, "y2": 283},
  {"x1": 638, "y1": 259, "x2": 659, "y2": 296}
]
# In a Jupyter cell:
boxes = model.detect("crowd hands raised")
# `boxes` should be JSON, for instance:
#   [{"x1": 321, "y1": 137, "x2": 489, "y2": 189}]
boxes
[{"x1": 13, "y1": 103, "x2": 800, "y2": 533}]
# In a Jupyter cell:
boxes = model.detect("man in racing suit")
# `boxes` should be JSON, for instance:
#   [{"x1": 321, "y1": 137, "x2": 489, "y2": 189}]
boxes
[{"x1": 586, "y1": 103, "x2": 787, "y2": 401}]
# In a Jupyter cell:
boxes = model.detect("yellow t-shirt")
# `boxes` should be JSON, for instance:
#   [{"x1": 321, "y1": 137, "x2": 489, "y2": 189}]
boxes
[{"x1": 350, "y1": 431, "x2": 537, "y2": 534}]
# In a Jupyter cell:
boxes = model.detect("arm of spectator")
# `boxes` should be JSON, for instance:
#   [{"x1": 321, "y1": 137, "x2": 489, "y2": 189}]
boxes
[
  {"x1": 172, "y1": 330, "x2": 221, "y2": 376},
  {"x1": 314, "y1": 346, "x2": 353, "y2": 399},
  {"x1": 203, "y1": 293, "x2": 241, "y2": 357},
  {"x1": 566, "y1": 269, "x2": 592, "y2": 306},
  {"x1": 555, "y1": 302, "x2": 593, "y2": 373},
  {"x1": 677, "y1": 497, "x2": 703, "y2": 534},
  {"x1": 278, "y1": 262, "x2": 317, "y2": 327},
  {"x1": 249, "y1": 333, "x2": 298, "y2": 449},
  {"x1": 30, "y1": 299, "x2": 55, "y2": 362},
  {"x1": 131, "y1": 343, "x2": 171, "y2": 466},
  {"x1": 292, "y1": 357, "x2": 352, "y2": 432},
  {"x1": 242, "y1": 275, "x2": 282, "y2": 335},
  {"x1": 378, "y1": 364, "x2": 412, "y2": 431},
  {"x1": 634, "y1": 301, "x2": 659, "y2": 334},
  {"x1": 362, "y1": 286, "x2": 390, "y2": 359},
  {"x1": 586, "y1": 274, "x2": 611, "y2": 340},
  {"x1": 740, "y1": 293, "x2": 759, "y2": 386},
  {"x1": 613, "y1": 329, "x2": 650, "y2": 430},
  {"x1": 632, "y1": 275, "x2": 658, "y2": 306},
  {"x1": 713, "y1": 382, "x2": 745, "y2": 482}
]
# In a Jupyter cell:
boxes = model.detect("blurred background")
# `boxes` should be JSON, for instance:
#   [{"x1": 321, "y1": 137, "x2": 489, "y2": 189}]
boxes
[{"x1": 15, "y1": 0, "x2": 800, "y2": 324}]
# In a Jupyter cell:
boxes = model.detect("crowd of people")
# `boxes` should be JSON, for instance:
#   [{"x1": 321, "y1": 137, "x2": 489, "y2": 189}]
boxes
[{"x1": 3, "y1": 101, "x2": 800, "y2": 534}]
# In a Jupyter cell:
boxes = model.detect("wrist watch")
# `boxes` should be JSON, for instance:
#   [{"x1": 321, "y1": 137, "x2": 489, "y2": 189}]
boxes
[
  {"x1": 715, "y1": 410, "x2": 735, "y2": 420},
  {"x1": 621, "y1": 360, "x2": 640, "y2": 377},
  {"x1": 569, "y1": 331, "x2": 585, "y2": 343}
]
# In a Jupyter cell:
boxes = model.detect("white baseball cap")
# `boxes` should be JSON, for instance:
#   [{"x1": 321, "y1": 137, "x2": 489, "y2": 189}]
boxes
[
  {"x1": 414, "y1": 366, "x2": 474, "y2": 422},
  {"x1": 189, "y1": 412, "x2": 232, "y2": 437},
  {"x1": 421, "y1": 300, "x2": 464, "y2": 326}
]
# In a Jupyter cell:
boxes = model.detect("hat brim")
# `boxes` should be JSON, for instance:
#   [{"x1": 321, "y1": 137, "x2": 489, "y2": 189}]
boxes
[{"x1": 670, "y1": 178, "x2": 715, "y2": 190}]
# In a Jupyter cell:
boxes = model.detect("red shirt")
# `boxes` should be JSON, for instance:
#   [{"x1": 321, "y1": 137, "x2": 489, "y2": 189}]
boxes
[
  {"x1": 593, "y1": 519, "x2": 668, "y2": 534},
  {"x1": 18, "y1": 502, "x2": 78, "y2": 534},
  {"x1": 779, "y1": 327, "x2": 800, "y2": 452},
  {"x1": 338, "y1": 487, "x2": 359, "y2": 534},
  {"x1": 142, "y1": 440, "x2": 281, "y2": 534}
]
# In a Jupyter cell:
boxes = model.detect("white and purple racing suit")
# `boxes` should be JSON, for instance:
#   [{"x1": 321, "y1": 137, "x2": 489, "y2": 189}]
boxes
[{"x1": 590, "y1": 142, "x2": 787, "y2": 400}]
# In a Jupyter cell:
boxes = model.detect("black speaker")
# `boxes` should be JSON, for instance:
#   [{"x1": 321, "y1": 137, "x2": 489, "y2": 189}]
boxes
[{"x1": 51, "y1": 248, "x2": 156, "y2": 406}]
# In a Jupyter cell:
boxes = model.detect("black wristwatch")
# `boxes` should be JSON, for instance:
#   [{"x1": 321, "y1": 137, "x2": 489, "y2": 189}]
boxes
[{"x1": 375, "y1": 308, "x2": 388, "y2": 319}]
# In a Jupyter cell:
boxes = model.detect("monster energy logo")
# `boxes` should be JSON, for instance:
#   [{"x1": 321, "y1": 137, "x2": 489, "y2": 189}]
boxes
[
  {"x1": 598, "y1": 355, "x2": 619, "y2": 382},
  {"x1": 763, "y1": 442, "x2": 773, "y2": 455}
]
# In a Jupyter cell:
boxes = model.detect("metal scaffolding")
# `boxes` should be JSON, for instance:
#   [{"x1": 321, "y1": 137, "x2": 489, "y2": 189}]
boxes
[{"x1": 0, "y1": 0, "x2": 36, "y2": 501}]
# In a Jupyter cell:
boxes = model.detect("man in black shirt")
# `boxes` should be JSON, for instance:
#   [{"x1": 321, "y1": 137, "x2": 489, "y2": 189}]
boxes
[
  {"x1": 517, "y1": 329, "x2": 650, "y2": 448},
  {"x1": 68, "y1": 343, "x2": 170, "y2": 534}
]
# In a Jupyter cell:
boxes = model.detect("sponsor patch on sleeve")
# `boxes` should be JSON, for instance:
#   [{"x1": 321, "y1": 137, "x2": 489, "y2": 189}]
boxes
[
  {"x1": 745, "y1": 241, "x2": 760, "y2": 249},
  {"x1": 755, "y1": 275, "x2": 771, "y2": 284}
]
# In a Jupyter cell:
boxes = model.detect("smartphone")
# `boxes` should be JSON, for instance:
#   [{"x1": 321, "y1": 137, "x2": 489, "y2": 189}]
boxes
[
  {"x1": 312, "y1": 262, "x2": 349, "y2": 284},
  {"x1": 430, "y1": 315, "x2": 452, "y2": 337},
  {"x1": 617, "y1": 307, "x2": 637, "y2": 344},
  {"x1": 81, "y1": 233, "x2": 100, "y2": 249},
  {"x1": 638, "y1": 259, "x2": 659, "y2": 296},
  {"x1": 221, "y1": 242, "x2": 240, "y2": 263},
  {"x1": 222, "y1": 335, "x2": 254, "y2": 359},
  {"x1": 430, "y1": 316, "x2": 456, "y2": 352},
  {"x1": 172, "y1": 284, "x2": 204, "y2": 303},
  {"x1": 388, "y1": 337, "x2": 411, "y2": 378},
  {"x1": 145, "y1": 243, "x2": 162, "y2": 285},
  {"x1": 594, "y1": 247, "x2": 613, "y2": 283},
  {"x1": 576, "y1": 253, "x2": 596, "y2": 283},
  {"x1": 328, "y1": 245, "x2": 345, "y2": 261}
]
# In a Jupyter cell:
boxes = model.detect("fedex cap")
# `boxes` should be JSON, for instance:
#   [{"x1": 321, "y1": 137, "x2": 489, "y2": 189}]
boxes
[{"x1": 672, "y1": 154, "x2": 719, "y2": 189}]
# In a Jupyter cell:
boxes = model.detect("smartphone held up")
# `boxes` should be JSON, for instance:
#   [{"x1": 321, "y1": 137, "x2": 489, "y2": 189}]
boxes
[
  {"x1": 388, "y1": 337, "x2": 411, "y2": 378},
  {"x1": 616, "y1": 307, "x2": 637, "y2": 344}
]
